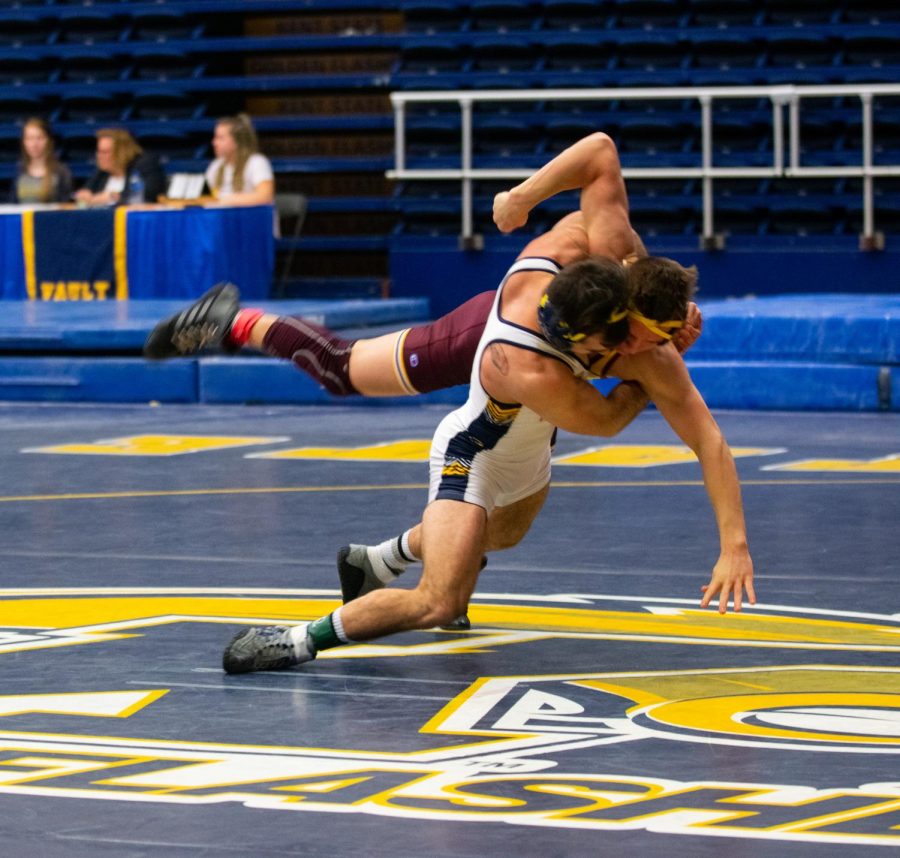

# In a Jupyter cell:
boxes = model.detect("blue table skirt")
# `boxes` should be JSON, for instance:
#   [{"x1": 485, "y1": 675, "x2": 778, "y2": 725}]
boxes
[{"x1": 0, "y1": 205, "x2": 274, "y2": 300}]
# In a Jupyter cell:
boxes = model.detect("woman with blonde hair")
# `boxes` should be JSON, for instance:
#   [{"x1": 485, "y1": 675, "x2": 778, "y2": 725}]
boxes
[
  {"x1": 204, "y1": 113, "x2": 275, "y2": 205},
  {"x1": 13, "y1": 118, "x2": 73, "y2": 204},
  {"x1": 74, "y1": 128, "x2": 165, "y2": 206}
]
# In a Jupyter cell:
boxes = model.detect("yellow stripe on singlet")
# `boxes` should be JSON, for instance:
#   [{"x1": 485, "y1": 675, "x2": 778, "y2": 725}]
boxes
[{"x1": 392, "y1": 328, "x2": 420, "y2": 395}]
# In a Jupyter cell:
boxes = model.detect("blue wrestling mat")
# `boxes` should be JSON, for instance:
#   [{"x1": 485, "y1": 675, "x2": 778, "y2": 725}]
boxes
[
  {"x1": 0, "y1": 402, "x2": 898, "y2": 858},
  {"x1": 0, "y1": 297, "x2": 431, "y2": 352}
]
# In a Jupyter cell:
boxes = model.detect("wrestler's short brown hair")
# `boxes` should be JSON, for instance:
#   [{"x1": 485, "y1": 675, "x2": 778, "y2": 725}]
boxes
[{"x1": 627, "y1": 256, "x2": 698, "y2": 322}]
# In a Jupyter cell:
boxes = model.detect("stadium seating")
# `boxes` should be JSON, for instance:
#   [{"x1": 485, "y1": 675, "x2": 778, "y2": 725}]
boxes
[{"x1": 1, "y1": 0, "x2": 899, "y2": 297}]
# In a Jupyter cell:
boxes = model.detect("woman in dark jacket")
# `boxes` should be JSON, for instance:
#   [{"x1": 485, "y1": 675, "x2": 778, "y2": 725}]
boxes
[
  {"x1": 74, "y1": 128, "x2": 165, "y2": 206},
  {"x1": 13, "y1": 118, "x2": 73, "y2": 204}
]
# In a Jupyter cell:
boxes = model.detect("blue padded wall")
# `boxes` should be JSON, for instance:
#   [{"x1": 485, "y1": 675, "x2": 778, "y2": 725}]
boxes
[{"x1": 0, "y1": 358, "x2": 196, "y2": 403}]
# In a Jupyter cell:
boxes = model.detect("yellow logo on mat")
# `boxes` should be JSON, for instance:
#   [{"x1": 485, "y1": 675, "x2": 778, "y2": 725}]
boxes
[
  {"x1": 22, "y1": 435, "x2": 288, "y2": 456},
  {"x1": 2, "y1": 589, "x2": 900, "y2": 847},
  {"x1": 554, "y1": 445, "x2": 785, "y2": 467},
  {"x1": 764, "y1": 454, "x2": 900, "y2": 473}
]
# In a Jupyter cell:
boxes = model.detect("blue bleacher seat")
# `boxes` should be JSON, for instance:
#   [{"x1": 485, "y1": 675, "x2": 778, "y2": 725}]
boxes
[
  {"x1": 873, "y1": 194, "x2": 900, "y2": 233},
  {"x1": 764, "y1": 65, "x2": 839, "y2": 84},
  {"x1": 131, "y1": 89, "x2": 198, "y2": 121},
  {"x1": 763, "y1": 0, "x2": 840, "y2": 25},
  {"x1": 469, "y1": 0, "x2": 540, "y2": 32},
  {"x1": 0, "y1": 13, "x2": 55, "y2": 47},
  {"x1": 874, "y1": 108, "x2": 900, "y2": 164},
  {"x1": 614, "y1": 30, "x2": 688, "y2": 71},
  {"x1": 130, "y1": 8, "x2": 197, "y2": 42},
  {"x1": 402, "y1": 0, "x2": 463, "y2": 33},
  {"x1": 470, "y1": 36, "x2": 536, "y2": 72},
  {"x1": 60, "y1": 49, "x2": 126, "y2": 84},
  {"x1": 685, "y1": 0, "x2": 763, "y2": 27},
  {"x1": 394, "y1": 200, "x2": 462, "y2": 236},
  {"x1": 58, "y1": 9, "x2": 128, "y2": 45},
  {"x1": 0, "y1": 91, "x2": 46, "y2": 123},
  {"x1": 61, "y1": 128, "x2": 101, "y2": 163},
  {"x1": 398, "y1": 38, "x2": 466, "y2": 73},
  {"x1": 712, "y1": 113, "x2": 772, "y2": 166},
  {"x1": 540, "y1": 0, "x2": 605, "y2": 31},
  {"x1": 544, "y1": 114, "x2": 611, "y2": 151},
  {"x1": 688, "y1": 66, "x2": 765, "y2": 85},
  {"x1": 765, "y1": 29, "x2": 838, "y2": 70},
  {"x1": 714, "y1": 196, "x2": 765, "y2": 235},
  {"x1": 839, "y1": 64, "x2": 900, "y2": 84},
  {"x1": 688, "y1": 30, "x2": 765, "y2": 70},
  {"x1": 764, "y1": 196, "x2": 844, "y2": 235},
  {"x1": 543, "y1": 32, "x2": 615, "y2": 71},
  {"x1": 0, "y1": 54, "x2": 57, "y2": 85},
  {"x1": 406, "y1": 116, "x2": 461, "y2": 161},
  {"x1": 630, "y1": 198, "x2": 700, "y2": 236},
  {"x1": 131, "y1": 47, "x2": 201, "y2": 82},
  {"x1": 475, "y1": 115, "x2": 539, "y2": 161},
  {"x1": 617, "y1": 114, "x2": 694, "y2": 156},
  {"x1": 841, "y1": 30, "x2": 900, "y2": 68},
  {"x1": 841, "y1": 0, "x2": 900, "y2": 24},
  {"x1": 139, "y1": 127, "x2": 196, "y2": 163},
  {"x1": 59, "y1": 88, "x2": 124, "y2": 123},
  {"x1": 610, "y1": 0, "x2": 687, "y2": 28},
  {"x1": 0, "y1": 128, "x2": 22, "y2": 161}
]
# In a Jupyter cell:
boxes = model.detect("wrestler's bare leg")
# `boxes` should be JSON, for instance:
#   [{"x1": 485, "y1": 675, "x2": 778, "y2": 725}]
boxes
[
  {"x1": 395, "y1": 484, "x2": 550, "y2": 558},
  {"x1": 346, "y1": 332, "x2": 407, "y2": 396}
]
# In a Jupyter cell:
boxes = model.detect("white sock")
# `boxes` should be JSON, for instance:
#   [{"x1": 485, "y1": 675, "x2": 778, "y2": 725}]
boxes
[
  {"x1": 331, "y1": 606, "x2": 354, "y2": 644},
  {"x1": 367, "y1": 531, "x2": 420, "y2": 584},
  {"x1": 288, "y1": 624, "x2": 310, "y2": 657}
]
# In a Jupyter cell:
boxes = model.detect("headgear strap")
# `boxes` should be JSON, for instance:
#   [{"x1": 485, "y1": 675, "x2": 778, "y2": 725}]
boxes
[
  {"x1": 538, "y1": 293, "x2": 628, "y2": 352},
  {"x1": 627, "y1": 308, "x2": 684, "y2": 341}
]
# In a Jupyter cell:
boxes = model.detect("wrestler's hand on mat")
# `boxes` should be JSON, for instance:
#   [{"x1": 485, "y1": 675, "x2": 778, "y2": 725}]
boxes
[
  {"x1": 493, "y1": 191, "x2": 530, "y2": 233},
  {"x1": 700, "y1": 548, "x2": 756, "y2": 614},
  {"x1": 673, "y1": 302, "x2": 703, "y2": 354}
]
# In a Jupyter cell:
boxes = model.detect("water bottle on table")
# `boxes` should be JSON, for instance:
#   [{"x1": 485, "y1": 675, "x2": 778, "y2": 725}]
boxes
[{"x1": 127, "y1": 171, "x2": 145, "y2": 204}]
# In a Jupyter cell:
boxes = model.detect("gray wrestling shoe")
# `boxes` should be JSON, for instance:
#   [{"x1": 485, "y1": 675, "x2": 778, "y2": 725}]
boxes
[
  {"x1": 336, "y1": 544, "x2": 474, "y2": 631},
  {"x1": 337, "y1": 544, "x2": 392, "y2": 602},
  {"x1": 144, "y1": 281, "x2": 240, "y2": 360},
  {"x1": 222, "y1": 624, "x2": 315, "y2": 674}
]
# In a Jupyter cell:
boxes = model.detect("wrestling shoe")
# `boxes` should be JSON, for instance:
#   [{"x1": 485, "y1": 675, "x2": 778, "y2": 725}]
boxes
[
  {"x1": 144, "y1": 281, "x2": 240, "y2": 360},
  {"x1": 337, "y1": 544, "x2": 391, "y2": 603},
  {"x1": 336, "y1": 544, "x2": 476, "y2": 630},
  {"x1": 222, "y1": 624, "x2": 315, "y2": 674}
]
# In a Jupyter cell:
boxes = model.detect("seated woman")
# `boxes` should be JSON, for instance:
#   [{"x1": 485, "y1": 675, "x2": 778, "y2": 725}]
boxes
[
  {"x1": 13, "y1": 118, "x2": 73, "y2": 204},
  {"x1": 74, "y1": 128, "x2": 166, "y2": 206},
  {"x1": 204, "y1": 114, "x2": 275, "y2": 206}
]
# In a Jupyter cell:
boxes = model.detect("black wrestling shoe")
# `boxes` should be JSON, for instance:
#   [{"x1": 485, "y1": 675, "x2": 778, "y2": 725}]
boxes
[
  {"x1": 337, "y1": 544, "x2": 391, "y2": 603},
  {"x1": 144, "y1": 281, "x2": 240, "y2": 360},
  {"x1": 222, "y1": 624, "x2": 314, "y2": 674}
]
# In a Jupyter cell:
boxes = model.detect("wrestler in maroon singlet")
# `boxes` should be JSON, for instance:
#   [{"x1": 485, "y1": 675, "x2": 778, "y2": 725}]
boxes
[{"x1": 260, "y1": 291, "x2": 496, "y2": 396}]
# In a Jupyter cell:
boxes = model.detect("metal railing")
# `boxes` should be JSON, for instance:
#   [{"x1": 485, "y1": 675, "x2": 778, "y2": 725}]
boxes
[{"x1": 387, "y1": 83, "x2": 900, "y2": 250}]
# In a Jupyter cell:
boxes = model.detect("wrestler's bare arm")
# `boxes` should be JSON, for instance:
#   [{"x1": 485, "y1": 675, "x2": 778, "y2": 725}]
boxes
[
  {"x1": 611, "y1": 348, "x2": 755, "y2": 613},
  {"x1": 484, "y1": 343, "x2": 649, "y2": 438},
  {"x1": 493, "y1": 133, "x2": 637, "y2": 263}
]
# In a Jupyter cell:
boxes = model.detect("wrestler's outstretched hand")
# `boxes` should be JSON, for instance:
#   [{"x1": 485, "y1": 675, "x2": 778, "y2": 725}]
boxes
[
  {"x1": 700, "y1": 547, "x2": 756, "y2": 614},
  {"x1": 493, "y1": 191, "x2": 530, "y2": 234},
  {"x1": 673, "y1": 302, "x2": 703, "y2": 354}
]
